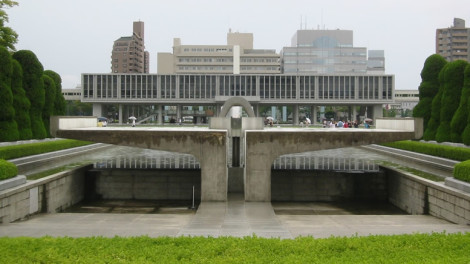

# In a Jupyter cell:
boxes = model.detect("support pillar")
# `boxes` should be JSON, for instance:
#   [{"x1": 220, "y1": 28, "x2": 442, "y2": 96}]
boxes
[
  {"x1": 118, "y1": 104, "x2": 123, "y2": 125},
  {"x1": 177, "y1": 105, "x2": 182, "y2": 123},
  {"x1": 157, "y1": 105, "x2": 163, "y2": 125},
  {"x1": 311, "y1": 106, "x2": 317, "y2": 125},
  {"x1": 293, "y1": 105, "x2": 299, "y2": 125},
  {"x1": 92, "y1": 103, "x2": 102, "y2": 118},
  {"x1": 352, "y1": 106, "x2": 358, "y2": 122},
  {"x1": 373, "y1": 104, "x2": 383, "y2": 119}
]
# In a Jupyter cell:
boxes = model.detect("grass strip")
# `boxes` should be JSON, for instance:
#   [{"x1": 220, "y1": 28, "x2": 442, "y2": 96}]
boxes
[
  {"x1": 0, "y1": 233, "x2": 469, "y2": 263},
  {"x1": 0, "y1": 139, "x2": 93, "y2": 160}
]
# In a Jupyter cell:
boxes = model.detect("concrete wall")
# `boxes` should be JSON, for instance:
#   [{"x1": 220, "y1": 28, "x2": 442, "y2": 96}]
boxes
[
  {"x1": 50, "y1": 116, "x2": 97, "y2": 137},
  {"x1": 90, "y1": 169, "x2": 200, "y2": 200},
  {"x1": 272, "y1": 170, "x2": 387, "y2": 202},
  {"x1": 0, "y1": 165, "x2": 91, "y2": 223},
  {"x1": 375, "y1": 117, "x2": 423, "y2": 139},
  {"x1": 386, "y1": 167, "x2": 470, "y2": 225}
]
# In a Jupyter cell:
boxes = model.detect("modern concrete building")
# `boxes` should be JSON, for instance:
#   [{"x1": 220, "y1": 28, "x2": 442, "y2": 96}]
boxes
[
  {"x1": 157, "y1": 30, "x2": 280, "y2": 75},
  {"x1": 111, "y1": 21, "x2": 149, "y2": 73},
  {"x1": 281, "y1": 29, "x2": 385, "y2": 74},
  {"x1": 436, "y1": 18, "x2": 470, "y2": 62},
  {"x1": 389, "y1": 89, "x2": 419, "y2": 112},
  {"x1": 62, "y1": 86, "x2": 82, "y2": 101}
]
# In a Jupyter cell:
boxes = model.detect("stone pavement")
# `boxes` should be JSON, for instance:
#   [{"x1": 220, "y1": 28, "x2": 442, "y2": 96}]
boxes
[{"x1": 1, "y1": 194, "x2": 469, "y2": 238}]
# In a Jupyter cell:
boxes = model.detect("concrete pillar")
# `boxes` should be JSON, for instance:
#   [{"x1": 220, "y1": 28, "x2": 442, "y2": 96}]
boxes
[
  {"x1": 373, "y1": 104, "x2": 383, "y2": 119},
  {"x1": 253, "y1": 104, "x2": 259, "y2": 117},
  {"x1": 311, "y1": 106, "x2": 317, "y2": 124},
  {"x1": 293, "y1": 105, "x2": 299, "y2": 125},
  {"x1": 119, "y1": 104, "x2": 123, "y2": 125},
  {"x1": 352, "y1": 106, "x2": 358, "y2": 122},
  {"x1": 282, "y1": 106, "x2": 287, "y2": 122},
  {"x1": 271, "y1": 106, "x2": 277, "y2": 120},
  {"x1": 177, "y1": 105, "x2": 182, "y2": 122},
  {"x1": 92, "y1": 103, "x2": 102, "y2": 118},
  {"x1": 157, "y1": 105, "x2": 163, "y2": 125}
]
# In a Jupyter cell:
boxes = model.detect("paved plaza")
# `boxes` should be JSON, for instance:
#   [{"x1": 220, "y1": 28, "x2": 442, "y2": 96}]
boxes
[{"x1": 1, "y1": 194, "x2": 469, "y2": 239}]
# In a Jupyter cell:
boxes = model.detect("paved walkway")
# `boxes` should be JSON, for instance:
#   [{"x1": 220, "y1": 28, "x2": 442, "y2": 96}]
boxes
[{"x1": 1, "y1": 194, "x2": 469, "y2": 239}]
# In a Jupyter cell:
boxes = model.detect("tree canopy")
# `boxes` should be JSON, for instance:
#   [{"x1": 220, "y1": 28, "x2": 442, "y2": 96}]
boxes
[{"x1": 0, "y1": 0, "x2": 18, "y2": 51}]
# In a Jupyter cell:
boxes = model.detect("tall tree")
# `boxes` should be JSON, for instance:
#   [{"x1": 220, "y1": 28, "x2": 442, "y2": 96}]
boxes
[
  {"x1": 451, "y1": 62, "x2": 470, "y2": 143},
  {"x1": 44, "y1": 70, "x2": 66, "y2": 115},
  {"x1": 11, "y1": 58, "x2": 31, "y2": 139},
  {"x1": 461, "y1": 65, "x2": 470, "y2": 145},
  {"x1": 435, "y1": 60, "x2": 468, "y2": 142},
  {"x1": 0, "y1": 0, "x2": 18, "y2": 51},
  {"x1": 413, "y1": 54, "x2": 447, "y2": 132},
  {"x1": 423, "y1": 63, "x2": 448, "y2": 141},
  {"x1": 13, "y1": 50, "x2": 46, "y2": 139},
  {"x1": 0, "y1": 45, "x2": 18, "y2": 141}
]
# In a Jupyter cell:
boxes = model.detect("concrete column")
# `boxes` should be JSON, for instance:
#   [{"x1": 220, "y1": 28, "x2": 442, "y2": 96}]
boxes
[
  {"x1": 311, "y1": 106, "x2": 317, "y2": 124},
  {"x1": 271, "y1": 106, "x2": 277, "y2": 120},
  {"x1": 282, "y1": 106, "x2": 287, "y2": 122},
  {"x1": 177, "y1": 104, "x2": 182, "y2": 122},
  {"x1": 253, "y1": 104, "x2": 259, "y2": 117},
  {"x1": 119, "y1": 104, "x2": 123, "y2": 125},
  {"x1": 293, "y1": 105, "x2": 299, "y2": 125},
  {"x1": 92, "y1": 103, "x2": 102, "y2": 118},
  {"x1": 352, "y1": 106, "x2": 358, "y2": 122},
  {"x1": 157, "y1": 105, "x2": 163, "y2": 125},
  {"x1": 373, "y1": 104, "x2": 383, "y2": 119}
]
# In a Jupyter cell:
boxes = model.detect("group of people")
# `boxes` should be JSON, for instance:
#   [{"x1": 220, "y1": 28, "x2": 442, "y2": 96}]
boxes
[{"x1": 323, "y1": 120, "x2": 361, "y2": 128}]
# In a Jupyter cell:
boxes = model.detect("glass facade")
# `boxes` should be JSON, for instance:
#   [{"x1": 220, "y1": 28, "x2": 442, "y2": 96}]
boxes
[{"x1": 82, "y1": 73, "x2": 393, "y2": 102}]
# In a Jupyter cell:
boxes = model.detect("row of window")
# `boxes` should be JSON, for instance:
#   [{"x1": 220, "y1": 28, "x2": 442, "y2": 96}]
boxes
[{"x1": 82, "y1": 74, "x2": 393, "y2": 101}]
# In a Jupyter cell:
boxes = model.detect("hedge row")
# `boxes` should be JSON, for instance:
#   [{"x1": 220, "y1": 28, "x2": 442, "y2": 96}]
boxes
[
  {"x1": 454, "y1": 160, "x2": 470, "y2": 183},
  {"x1": 0, "y1": 139, "x2": 93, "y2": 160},
  {"x1": 0, "y1": 159, "x2": 17, "y2": 180},
  {"x1": 0, "y1": 233, "x2": 470, "y2": 263},
  {"x1": 381, "y1": 140, "x2": 470, "y2": 161}
]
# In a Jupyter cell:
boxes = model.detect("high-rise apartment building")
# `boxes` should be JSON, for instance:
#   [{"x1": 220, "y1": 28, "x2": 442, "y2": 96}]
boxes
[
  {"x1": 111, "y1": 21, "x2": 149, "y2": 73},
  {"x1": 436, "y1": 18, "x2": 470, "y2": 62},
  {"x1": 281, "y1": 29, "x2": 385, "y2": 74},
  {"x1": 157, "y1": 30, "x2": 280, "y2": 74}
]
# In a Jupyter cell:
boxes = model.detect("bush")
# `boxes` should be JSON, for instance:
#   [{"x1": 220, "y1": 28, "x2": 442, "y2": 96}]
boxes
[
  {"x1": 454, "y1": 160, "x2": 470, "y2": 183},
  {"x1": 11, "y1": 59, "x2": 32, "y2": 140},
  {"x1": 381, "y1": 140, "x2": 470, "y2": 161},
  {"x1": 0, "y1": 139, "x2": 93, "y2": 160},
  {"x1": 0, "y1": 159, "x2": 18, "y2": 180}
]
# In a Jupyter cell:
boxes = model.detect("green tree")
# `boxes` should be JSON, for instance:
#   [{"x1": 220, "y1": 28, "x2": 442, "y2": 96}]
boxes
[
  {"x1": 13, "y1": 50, "x2": 46, "y2": 139},
  {"x1": 436, "y1": 60, "x2": 468, "y2": 142},
  {"x1": 0, "y1": 0, "x2": 18, "y2": 51},
  {"x1": 44, "y1": 70, "x2": 65, "y2": 115},
  {"x1": 42, "y1": 74, "x2": 56, "y2": 136},
  {"x1": 0, "y1": 46, "x2": 18, "y2": 141},
  {"x1": 461, "y1": 65, "x2": 470, "y2": 145},
  {"x1": 451, "y1": 63, "x2": 470, "y2": 143},
  {"x1": 413, "y1": 54, "x2": 447, "y2": 131},
  {"x1": 423, "y1": 63, "x2": 448, "y2": 141},
  {"x1": 11, "y1": 58, "x2": 31, "y2": 139}
]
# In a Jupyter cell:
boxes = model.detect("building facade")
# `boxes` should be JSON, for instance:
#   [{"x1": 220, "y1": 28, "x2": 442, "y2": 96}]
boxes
[
  {"x1": 157, "y1": 31, "x2": 280, "y2": 75},
  {"x1": 111, "y1": 21, "x2": 149, "y2": 73},
  {"x1": 436, "y1": 18, "x2": 470, "y2": 62},
  {"x1": 281, "y1": 29, "x2": 385, "y2": 74}
]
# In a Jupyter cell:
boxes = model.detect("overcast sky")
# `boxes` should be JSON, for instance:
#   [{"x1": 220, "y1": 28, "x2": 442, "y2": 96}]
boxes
[{"x1": 6, "y1": 0, "x2": 470, "y2": 90}]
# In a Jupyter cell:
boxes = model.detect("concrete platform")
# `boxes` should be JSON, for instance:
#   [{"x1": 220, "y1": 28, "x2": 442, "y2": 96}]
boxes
[{"x1": 1, "y1": 194, "x2": 469, "y2": 239}]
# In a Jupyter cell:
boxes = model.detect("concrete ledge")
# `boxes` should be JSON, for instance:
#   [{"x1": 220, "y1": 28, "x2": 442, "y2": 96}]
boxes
[
  {"x1": 445, "y1": 177, "x2": 470, "y2": 193},
  {"x1": 0, "y1": 175, "x2": 26, "y2": 192}
]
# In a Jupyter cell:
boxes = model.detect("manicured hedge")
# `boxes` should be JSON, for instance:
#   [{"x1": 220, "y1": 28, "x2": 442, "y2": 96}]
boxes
[
  {"x1": 381, "y1": 140, "x2": 470, "y2": 161},
  {"x1": 0, "y1": 159, "x2": 17, "y2": 180},
  {"x1": 0, "y1": 233, "x2": 469, "y2": 263},
  {"x1": 0, "y1": 139, "x2": 93, "y2": 160},
  {"x1": 454, "y1": 160, "x2": 470, "y2": 183}
]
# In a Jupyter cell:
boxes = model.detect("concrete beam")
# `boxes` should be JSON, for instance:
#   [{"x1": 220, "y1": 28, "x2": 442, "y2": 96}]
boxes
[{"x1": 245, "y1": 122, "x2": 422, "y2": 201}]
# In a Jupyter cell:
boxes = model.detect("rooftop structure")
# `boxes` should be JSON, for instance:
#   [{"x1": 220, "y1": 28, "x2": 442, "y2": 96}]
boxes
[
  {"x1": 436, "y1": 18, "x2": 470, "y2": 62},
  {"x1": 111, "y1": 21, "x2": 149, "y2": 73},
  {"x1": 157, "y1": 30, "x2": 280, "y2": 74}
]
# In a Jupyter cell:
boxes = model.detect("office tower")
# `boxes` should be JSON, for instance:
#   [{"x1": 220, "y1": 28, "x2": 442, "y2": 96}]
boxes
[
  {"x1": 436, "y1": 18, "x2": 470, "y2": 62},
  {"x1": 111, "y1": 21, "x2": 149, "y2": 73}
]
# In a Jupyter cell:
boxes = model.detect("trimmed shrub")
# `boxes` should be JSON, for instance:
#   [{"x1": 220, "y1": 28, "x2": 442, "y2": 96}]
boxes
[
  {"x1": 451, "y1": 63, "x2": 470, "y2": 143},
  {"x1": 11, "y1": 59, "x2": 32, "y2": 140},
  {"x1": 12, "y1": 50, "x2": 46, "y2": 139},
  {"x1": 454, "y1": 160, "x2": 470, "y2": 183},
  {"x1": 461, "y1": 65, "x2": 470, "y2": 145},
  {"x1": 381, "y1": 140, "x2": 470, "y2": 161},
  {"x1": 0, "y1": 139, "x2": 92, "y2": 160},
  {"x1": 0, "y1": 46, "x2": 19, "y2": 141},
  {"x1": 0, "y1": 159, "x2": 18, "y2": 180},
  {"x1": 42, "y1": 74, "x2": 56, "y2": 137},
  {"x1": 44, "y1": 70, "x2": 66, "y2": 115},
  {"x1": 436, "y1": 60, "x2": 468, "y2": 142},
  {"x1": 413, "y1": 54, "x2": 447, "y2": 131}
]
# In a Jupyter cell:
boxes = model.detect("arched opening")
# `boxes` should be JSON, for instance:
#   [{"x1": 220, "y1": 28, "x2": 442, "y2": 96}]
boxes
[{"x1": 218, "y1": 97, "x2": 256, "y2": 118}]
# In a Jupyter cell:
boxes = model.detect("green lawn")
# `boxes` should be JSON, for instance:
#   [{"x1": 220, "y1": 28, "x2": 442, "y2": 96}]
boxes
[{"x1": 0, "y1": 233, "x2": 469, "y2": 263}]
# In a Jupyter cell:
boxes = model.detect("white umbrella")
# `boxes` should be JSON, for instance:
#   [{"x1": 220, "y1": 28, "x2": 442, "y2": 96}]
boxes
[
  {"x1": 128, "y1": 116, "x2": 137, "y2": 120},
  {"x1": 305, "y1": 117, "x2": 311, "y2": 124},
  {"x1": 266, "y1": 116, "x2": 273, "y2": 120}
]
